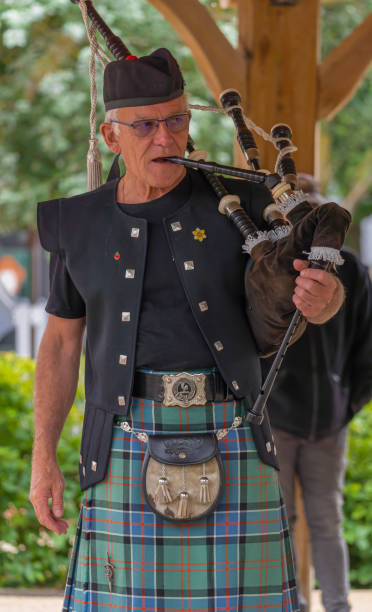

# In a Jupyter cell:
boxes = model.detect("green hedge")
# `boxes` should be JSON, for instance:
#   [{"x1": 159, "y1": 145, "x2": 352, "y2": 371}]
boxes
[
  {"x1": 0, "y1": 352, "x2": 371, "y2": 588},
  {"x1": 344, "y1": 398, "x2": 372, "y2": 587},
  {"x1": 0, "y1": 352, "x2": 83, "y2": 588}
]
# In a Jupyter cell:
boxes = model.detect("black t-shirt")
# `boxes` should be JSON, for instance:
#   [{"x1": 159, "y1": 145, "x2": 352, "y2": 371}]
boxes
[{"x1": 46, "y1": 173, "x2": 216, "y2": 369}]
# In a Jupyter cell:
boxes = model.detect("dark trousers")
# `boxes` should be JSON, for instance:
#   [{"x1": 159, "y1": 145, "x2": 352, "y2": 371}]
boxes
[{"x1": 273, "y1": 426, "x2": 351, "y2": 612}]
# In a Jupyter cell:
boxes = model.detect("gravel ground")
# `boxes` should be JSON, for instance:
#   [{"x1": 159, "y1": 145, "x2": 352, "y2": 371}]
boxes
[{"x1": 0, "y1": 590, "x2": 371, "y2": 611}]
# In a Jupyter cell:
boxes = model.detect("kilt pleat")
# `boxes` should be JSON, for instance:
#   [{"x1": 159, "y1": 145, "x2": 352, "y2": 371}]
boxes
[{"x1": 63, "y1": 390, "x2": 299, "y2": 612}]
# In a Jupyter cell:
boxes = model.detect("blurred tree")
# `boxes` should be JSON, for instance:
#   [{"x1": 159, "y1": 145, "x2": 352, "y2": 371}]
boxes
[
  {"x1": 0, "y1": 352, "x2": 84, "y2": 588},
  {"x1": 0, "y1": 0, "x2": 371, "y2": 233},
  {"x1": 0, "y1": 0, "x2": 234, "y2": 232},
  {"x1": 320, "y1": 0, "x2": 372, "y2": 222}
]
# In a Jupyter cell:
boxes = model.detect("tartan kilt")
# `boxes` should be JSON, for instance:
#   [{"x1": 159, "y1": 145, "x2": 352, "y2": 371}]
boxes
[{"x1": 63, "y1": 387, "x2": 299, "y2": 612}]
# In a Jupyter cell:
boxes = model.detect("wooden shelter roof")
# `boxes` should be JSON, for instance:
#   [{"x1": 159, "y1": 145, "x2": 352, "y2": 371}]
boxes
[{"x1": 149, "y1": 0, "x2": 372, "y2": 174}]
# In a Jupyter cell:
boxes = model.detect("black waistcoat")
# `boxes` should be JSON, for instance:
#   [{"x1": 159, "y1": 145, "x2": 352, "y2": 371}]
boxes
[{"x1": 38, "y1": 169, "x2": 279, "y2": 490}]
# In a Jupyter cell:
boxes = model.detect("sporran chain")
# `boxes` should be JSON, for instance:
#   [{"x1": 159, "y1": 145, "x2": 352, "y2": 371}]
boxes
[
  {"x1": 120, "y1": 415, "x2": 242, "y2": 521},
  {"x1": 119, "y1": 415, "x2": 242, "y2": 442}
]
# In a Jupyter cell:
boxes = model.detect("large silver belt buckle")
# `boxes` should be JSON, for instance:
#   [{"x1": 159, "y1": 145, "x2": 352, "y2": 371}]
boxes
[{"x1": 162, "y1": 372, "x2": 207, "y2": 407}]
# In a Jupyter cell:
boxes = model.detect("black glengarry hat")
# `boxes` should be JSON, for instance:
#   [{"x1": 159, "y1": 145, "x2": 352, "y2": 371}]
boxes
[{"x1": 103, "y1": 48, "x2": 185, "y2": 110}]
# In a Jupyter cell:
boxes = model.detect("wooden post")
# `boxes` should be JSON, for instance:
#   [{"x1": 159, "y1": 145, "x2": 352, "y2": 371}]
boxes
[
  {"x1": 294, "y1": 479, "x2": 313, "y2": 608},
  {"x1": 237, "y1": 0, "x2": 321, "y2": 174}
]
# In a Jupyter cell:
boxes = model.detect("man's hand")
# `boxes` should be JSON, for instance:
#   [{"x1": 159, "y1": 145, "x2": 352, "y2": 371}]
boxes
[
  {"x1": 293, "y1": 259, "x2": 344, "y2": 324},
  {"x1": 30, "y1": 452, "x2": 68, "y2": 535}
]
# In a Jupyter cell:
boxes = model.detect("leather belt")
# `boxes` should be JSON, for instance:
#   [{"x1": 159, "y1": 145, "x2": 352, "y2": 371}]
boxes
[{"x1": 133, "y1": 370, "x2": 235, "y2": 407}]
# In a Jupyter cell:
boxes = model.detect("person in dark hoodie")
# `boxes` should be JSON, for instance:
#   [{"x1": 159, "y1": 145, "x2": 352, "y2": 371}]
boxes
[{"x1": 264, "y1": 173, "x2": 372, "y2": 612}]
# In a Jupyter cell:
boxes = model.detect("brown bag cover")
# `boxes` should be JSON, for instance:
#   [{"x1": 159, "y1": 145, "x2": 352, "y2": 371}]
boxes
[{"x1": 245, "y1": 202, "x2": 351, "y2": 357}]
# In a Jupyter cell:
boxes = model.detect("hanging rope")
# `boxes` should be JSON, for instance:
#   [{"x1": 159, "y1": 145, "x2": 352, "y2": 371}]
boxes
[
  {"x1": 79, "y1": 1, "x2": 111, "y2": 67},
  {"x1": 79, "y1": 0, "x2": 110, "y2": 190}
]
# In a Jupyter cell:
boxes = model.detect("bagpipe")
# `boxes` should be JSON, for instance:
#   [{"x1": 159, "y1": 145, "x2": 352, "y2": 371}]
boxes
[{"x1": 72, "y1": 0, "x2": 351, "y2": 424}]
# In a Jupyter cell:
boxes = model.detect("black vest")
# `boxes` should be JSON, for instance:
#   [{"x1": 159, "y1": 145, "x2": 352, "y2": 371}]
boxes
[{"x1": 38, "y1": 170, "x2": 279, "y2": 490}]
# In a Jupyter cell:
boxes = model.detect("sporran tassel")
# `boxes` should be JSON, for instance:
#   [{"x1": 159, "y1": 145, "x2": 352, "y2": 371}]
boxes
[
  {"x1": 87, "y1": 138, "x2": 103, "y2": 191},
  {"x1": 155, "y1": 476, "x2": 173, "y2": 504},
  {"x1": 177, "y1": 491, "x2": 189, "y2": 519},
  {"x1": 200, "y1": 476, "x2": 211, "y2": 504}
]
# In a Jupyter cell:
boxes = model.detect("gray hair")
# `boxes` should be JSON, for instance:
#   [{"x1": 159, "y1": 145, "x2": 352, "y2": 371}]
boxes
[{"x1": 104, "y1": 109, "x2": 120, "y2": 134}]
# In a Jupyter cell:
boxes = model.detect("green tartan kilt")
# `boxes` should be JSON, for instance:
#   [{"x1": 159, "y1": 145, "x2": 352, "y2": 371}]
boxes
[{"x1": 63, "y1": 392, "x2": 299, "y2": 612}]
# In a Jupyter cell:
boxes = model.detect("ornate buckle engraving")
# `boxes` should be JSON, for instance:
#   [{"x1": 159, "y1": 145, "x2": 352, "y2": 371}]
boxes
[{"x1": 162, "y1": 372, "x2": 207, "y2": 407}]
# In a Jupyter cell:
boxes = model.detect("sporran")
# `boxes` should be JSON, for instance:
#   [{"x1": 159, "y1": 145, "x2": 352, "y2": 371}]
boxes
[{"x1": 120, "y1": 416, "x2": 242, "y2": 523}]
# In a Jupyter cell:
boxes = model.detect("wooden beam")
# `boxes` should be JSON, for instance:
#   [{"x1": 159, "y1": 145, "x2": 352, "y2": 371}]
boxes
[
  {"x1": 318, "y1": 12, "x2": 372, "y2": 120},
  {"x1": 148, "y1": 0, "x2": 245, "y2": 101},
  {"x1": 220, "y1": 0, "x2": 349, "y2": 6}
]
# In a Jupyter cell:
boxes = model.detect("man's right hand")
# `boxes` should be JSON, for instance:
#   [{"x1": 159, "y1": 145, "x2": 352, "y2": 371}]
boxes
[
  {"x1": 30, "y1": 314, "x2": 85, "y2": 535},
  {"x1": 29, "y1": 454, "x2": 68, "y2": 535}
]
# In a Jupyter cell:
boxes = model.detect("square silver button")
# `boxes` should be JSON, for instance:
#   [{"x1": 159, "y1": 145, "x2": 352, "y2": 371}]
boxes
[
  {"x1": 232, "y1": 380, "x2": 239, "y2": 391},
  {"x1": 214, "y1": 341, "x2": 224, "y2": 351},
  {"x1": 266, "y1": 441, "x2": 272, "y2": 453},
  {"x1": 118, "y1": 396, "x2": 126, "y2": 406},
  {"x1": 125, "y1": 269, "x2": 135, "y2": 279},
  {"x1": 121, "y1": 312, "x2": 131, "y2": 322},
  {"x1": 119, "y1": 354, "x2": 128, "y2": 365},
  {"x1": 171, "y1": 222, "x2": 182, "y2": 232},
  {"x1": 199, "y1": 301, "x2": 208, "y2": 312},
  {"x1": 184, "y1": 261, "x2": 194, "y2": 271},
  {"x1": 131, "y1": 227, "x2": 140, "y2": 238},
  {"x1": 91, "y1": 461, "x2": 97, "y2": 472}
]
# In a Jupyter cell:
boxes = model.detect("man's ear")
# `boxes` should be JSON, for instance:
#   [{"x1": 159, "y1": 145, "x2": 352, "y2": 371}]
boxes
[{"x1": 100, "y1": 123, "x2": 121, "y2": 154}]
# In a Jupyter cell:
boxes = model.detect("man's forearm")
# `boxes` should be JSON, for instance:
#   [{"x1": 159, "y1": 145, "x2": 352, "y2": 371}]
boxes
[
  {"x1": 30, "y1": 316, "x2": 85, "y2": 534},
  {"x1": 33, "y1": 327, "x2": 83, "y2": 456}
]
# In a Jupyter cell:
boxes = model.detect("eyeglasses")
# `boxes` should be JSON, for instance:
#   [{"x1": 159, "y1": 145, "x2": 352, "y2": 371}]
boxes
[{"x1": 109, "y1": 112, "x2": 191, "y2": 138}]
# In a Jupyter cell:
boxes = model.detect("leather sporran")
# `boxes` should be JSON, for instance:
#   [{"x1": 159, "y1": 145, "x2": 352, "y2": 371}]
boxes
[{"x1": 141, "y1": 433, "x2": 225, "y2": 522}]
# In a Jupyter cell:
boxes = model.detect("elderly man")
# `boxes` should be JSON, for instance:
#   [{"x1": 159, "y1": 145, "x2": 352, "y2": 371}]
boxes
[{"x1": 30, "y1": 49, "x2": 343, "y2": 612}]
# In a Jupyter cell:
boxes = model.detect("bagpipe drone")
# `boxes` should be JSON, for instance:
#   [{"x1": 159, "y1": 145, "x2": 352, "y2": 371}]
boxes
[{"x1": 71, "y1": 0, "x2": 351, "y2": 424}]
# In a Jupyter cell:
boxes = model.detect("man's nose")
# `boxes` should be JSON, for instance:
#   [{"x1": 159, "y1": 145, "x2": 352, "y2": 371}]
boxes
[{"x1": 152, "y1": 121, "x2": 174, "y2": 146}]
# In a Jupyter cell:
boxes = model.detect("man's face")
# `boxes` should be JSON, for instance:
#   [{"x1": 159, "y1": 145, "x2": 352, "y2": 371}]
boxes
[{"x1": 102, "y1": 95, "x2": 190, "y2": 191}]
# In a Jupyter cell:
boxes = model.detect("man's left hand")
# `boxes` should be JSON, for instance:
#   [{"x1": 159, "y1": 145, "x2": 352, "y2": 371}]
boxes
[{"x1": 292, "y1": 259, "x2": 344, "y2": 324}]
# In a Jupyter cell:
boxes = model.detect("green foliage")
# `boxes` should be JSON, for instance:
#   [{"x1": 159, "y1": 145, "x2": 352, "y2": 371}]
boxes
[
  {"x1": 0, "y1": 352, "x2": 83, "y2": 588},
  {"x1": 321, "y1": 1, "x2": 372, "y2": 216},
  {"x1": 344, "y1": 399, "x2": 372, "y2": 588},
  {"x1": 0, "y1": 0, "x2": 233, "y2": 232}
]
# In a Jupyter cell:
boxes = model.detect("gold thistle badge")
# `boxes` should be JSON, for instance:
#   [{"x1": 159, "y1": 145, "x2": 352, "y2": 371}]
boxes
[{"x1": 192, "y1": 227, "x2": 207, "y2": 242}]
